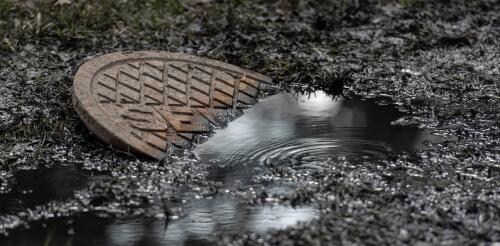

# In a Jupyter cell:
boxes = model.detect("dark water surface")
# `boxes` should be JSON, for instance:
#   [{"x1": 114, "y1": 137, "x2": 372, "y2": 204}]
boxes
[
  {"x1": 197, "y1": 92, "x2": 436, "y2": 185},
  {"x1": 0, "y1": 167, "x2": 105, "y2": 213},
  {"x1": 0, "y1": 92, "x2": 439, "y2": 245}
]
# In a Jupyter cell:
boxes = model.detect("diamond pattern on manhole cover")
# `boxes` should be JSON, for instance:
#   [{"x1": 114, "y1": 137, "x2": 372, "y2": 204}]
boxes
[{"x1": 73, "y1": 51, "x2": 272, "y2": 159}]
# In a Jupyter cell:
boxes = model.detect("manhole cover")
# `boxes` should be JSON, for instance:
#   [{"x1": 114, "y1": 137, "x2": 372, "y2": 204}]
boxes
[{"x1": 73, "y1": 51, "x2": 271, "y2": 159}]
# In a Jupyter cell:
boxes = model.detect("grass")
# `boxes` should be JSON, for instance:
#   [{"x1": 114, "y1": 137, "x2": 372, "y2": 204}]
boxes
[
  {"x1": 0, "y1": 115, "x2": 64, "y2": 143},
  {"x1": 0, "y1": 0, "x2": 194, "y2": 51},
  {"x1": 0, "y1": 0, "x2": 449, "y2": 53},
  {"x1": 0, "y1": 0, "x2": 379, "y2": 52}
]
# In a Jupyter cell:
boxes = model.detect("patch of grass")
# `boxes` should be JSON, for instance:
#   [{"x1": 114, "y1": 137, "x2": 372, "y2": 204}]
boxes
[
  {"x1": 0, "y1": 114, "x2": 67, "y2": 144},
  {"x1": 0, "y1": 0, "x2": 193, "y2": 45},
  {"x1": 398, "y1": 0, "x2": 425, "y2": 7}
]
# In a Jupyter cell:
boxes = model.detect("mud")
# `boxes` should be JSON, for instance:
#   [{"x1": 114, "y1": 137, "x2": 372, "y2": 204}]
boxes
[
  {"x1": 0, "y1": 0, "x2": 499, "y2": 245},
  {"x1": 0, "y1": 91, "x2": 437, "y2": 245}
]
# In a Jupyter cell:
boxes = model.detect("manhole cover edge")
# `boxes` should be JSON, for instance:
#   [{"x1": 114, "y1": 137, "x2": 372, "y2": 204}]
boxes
[{"x1": 73, "y1": 51, "x2": 272, "y2": 159}]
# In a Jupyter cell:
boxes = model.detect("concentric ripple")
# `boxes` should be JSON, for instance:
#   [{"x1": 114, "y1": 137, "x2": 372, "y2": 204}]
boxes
[
  {"x1": 196, "y1": 91, "x2": 433, "y2": 185},
  {"x1": 216, "y1": 138, "x2": 392, "y2": 167}
]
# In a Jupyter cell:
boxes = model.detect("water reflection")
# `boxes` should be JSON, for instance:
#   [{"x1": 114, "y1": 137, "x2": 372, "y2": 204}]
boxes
[
  {"x1": 198, "y1": 91, "x2": 436, "y2": 186},
  {"x1": 0, "y1": 201, "x2": 317, "y2": 246},
  {"x1": 0, "y1": 91, "x2": 438, "y2": 245},
  {"x1": 0, "y1": 167, "x2": 104, "y2": 213},
  {"x1": 162, "y1": 199, "x2": 317, "y2": 245}
]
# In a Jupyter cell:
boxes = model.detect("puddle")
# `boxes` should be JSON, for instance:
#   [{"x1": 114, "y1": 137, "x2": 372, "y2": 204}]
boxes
[
  {"x1": 198, "y1": 92, "x2": 439, "y2": 186},
  {"x1": 163, "y1": 199, "x2": 317, "y2": 244},
  {"x1": 0, "y1": 166, "x2": 105, "y2": 213},
  {"x1": 0, "y1": 91, "x2": 440, "y2": 245},
  {"x1": 0, "y1": 200, "x2": 317, "y2": 246}
]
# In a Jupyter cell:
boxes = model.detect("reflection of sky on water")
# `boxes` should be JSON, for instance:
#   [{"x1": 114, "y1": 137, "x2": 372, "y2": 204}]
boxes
[
  {"x1": 296, "y1": 91, "x2": 342, "y2": 118},
  {"x1": 0, "y1": 91, "x2": 438, "y2": 246},
  {"x1": 108, "y1": 222, "x2": 146, "y2": 246},
  {"x1": 251, "y1": 206, "x2": 317, "y2": 233},
  {"x1": 197, "y1": 91, "x2": 431, "y2": 158},
  {"x1": 97, "y1": 198, "x2": 318, "y2": 246},
  {"x1": 197, "y1": 91, "x2": 435, "y2": 189},
  {"x1": 160, "y1": 199, "x2": 317, "y2": 245},
  {"x1": 197, "y1": 92, "x2": 344, "y2": 155}
]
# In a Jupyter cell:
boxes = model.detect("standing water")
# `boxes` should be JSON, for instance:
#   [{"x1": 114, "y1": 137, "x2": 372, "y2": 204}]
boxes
[
  {"x1": 0, "y1": 92, "x2": 438, "y2": 245},
  {"x1": 198, "y1": 91, "x2": 432, "y2": 184}
]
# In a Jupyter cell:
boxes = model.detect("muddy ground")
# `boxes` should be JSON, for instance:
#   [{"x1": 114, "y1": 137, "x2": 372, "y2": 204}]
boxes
[{"x1": 0, "y1": 0, "x2": 499, "y2": 245}]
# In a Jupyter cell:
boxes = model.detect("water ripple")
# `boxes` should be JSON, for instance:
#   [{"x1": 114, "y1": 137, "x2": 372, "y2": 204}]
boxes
[{"x1": 215, "y1": 138, "x2": 392, "y2": 167}]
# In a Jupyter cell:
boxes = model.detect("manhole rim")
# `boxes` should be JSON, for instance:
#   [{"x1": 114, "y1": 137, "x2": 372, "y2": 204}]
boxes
[{"x1": 73, "y1": 51, "x2": 272, "y2": 159}]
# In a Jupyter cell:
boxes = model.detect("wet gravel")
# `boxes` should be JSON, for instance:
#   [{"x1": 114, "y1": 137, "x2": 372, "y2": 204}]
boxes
[{"x1": 0, "y1": 0, "x2": 499, "y2": 244}]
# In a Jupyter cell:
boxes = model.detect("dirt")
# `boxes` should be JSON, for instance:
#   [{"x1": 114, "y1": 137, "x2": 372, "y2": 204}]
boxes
[{"x1": 0, "y1": 0, "x2": 499, "y2": 245}]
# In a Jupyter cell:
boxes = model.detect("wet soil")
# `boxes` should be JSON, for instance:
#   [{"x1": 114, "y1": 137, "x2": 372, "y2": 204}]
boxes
[
  {"x1": 0, "y1": 0, "x2": 499, "y2": 245},
  {"x1": 0, "y1": 92, "x2": 439, "y2": 245}
]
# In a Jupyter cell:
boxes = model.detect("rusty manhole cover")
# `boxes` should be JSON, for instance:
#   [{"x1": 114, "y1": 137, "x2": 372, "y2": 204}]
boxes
[{"x1": 73, "y1": 51, "x2": 271, "y2": 159}]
